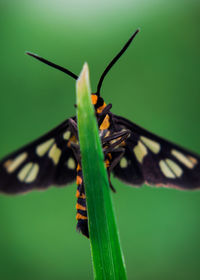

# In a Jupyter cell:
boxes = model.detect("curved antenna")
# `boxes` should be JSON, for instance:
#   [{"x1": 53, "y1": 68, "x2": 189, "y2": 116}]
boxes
[
  {"x1": 96, "y1": 29, "x2": 140, "y2": 96},
  {"x1": 26, "y1": 52, "x2": 78, "y2": 80}
]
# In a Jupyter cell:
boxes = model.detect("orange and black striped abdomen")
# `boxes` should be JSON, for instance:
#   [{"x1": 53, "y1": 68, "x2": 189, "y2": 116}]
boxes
[{"x1": 76, "y1": 164, "x2": 89, "y2": 238}]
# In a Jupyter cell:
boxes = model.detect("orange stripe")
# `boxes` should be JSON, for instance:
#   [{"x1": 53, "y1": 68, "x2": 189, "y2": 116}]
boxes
[
  {"x1": 76, "y1": 190, "x2": 86, "y2": 199},
  {"x1": 76, "y1": 213, "x2": 88, "y2": 220},
  {"x1": 76, "y1": 175, "x2": 82, "y2": 185},
  {"x1": 91, "y1": 94, "x2": 98, "y2": 105},
  {"x1": 80, "y1": 193, "x2": 86, "y2": 199},
  {"x1": 76, "y1": 203, "x2": 87, "y2": 210},
  {"x1": 76, "y1": 190, "x2": 80, "y2": 198}
]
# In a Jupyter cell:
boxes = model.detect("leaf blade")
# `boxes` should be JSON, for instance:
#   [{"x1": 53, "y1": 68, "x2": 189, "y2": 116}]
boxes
[{"x1": 76, "y1": 63, "x2": 127, "y2": 280}]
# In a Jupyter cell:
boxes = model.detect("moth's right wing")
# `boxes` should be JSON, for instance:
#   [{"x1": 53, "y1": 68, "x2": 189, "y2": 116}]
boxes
[
  {"x1": 112, "y1": 114, "x2": 200, "y2": 190},
  {"x1": 0, "y1": 119, "x2": 77, "y2": 194}
]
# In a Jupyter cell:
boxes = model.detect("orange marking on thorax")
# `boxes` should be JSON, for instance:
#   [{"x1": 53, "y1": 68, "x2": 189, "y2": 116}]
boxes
[
  {"x1": 97, "y1": 102, "x2": 106, "y2": 114},
  {"x1": 76, "y1": 213, "x2": 88, "y2": 220},
  {"x1": 76, "y1": 203, "x2": 87, "y2": 211},
  {"x1": 100, "y1": 114, "x2": 110, "y2": 130},
  {"x1": 91, "y1": 94, "x2": 98, "y2": 105},
  {"x1": 76, "y1": 175, "x2": 82, "y2": 185}
]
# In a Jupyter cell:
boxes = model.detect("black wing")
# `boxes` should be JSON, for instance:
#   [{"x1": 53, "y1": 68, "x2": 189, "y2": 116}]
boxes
[
  {"x1": 112, "y1": 114, "x2": 200, "y2": 190},
  {"x1": 0, "y1": 120, "x2": 77, "y2": 194}
]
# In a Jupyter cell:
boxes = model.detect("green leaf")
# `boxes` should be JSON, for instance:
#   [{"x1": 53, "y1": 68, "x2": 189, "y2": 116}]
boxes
[{"x1": 76, "y1": 63, "x2": 127, "y2": 280}]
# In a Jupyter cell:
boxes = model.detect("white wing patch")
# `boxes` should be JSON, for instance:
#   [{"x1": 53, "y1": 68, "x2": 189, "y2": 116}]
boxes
[
  {"x1": 165, "y1": 158, "x2": 183, "y2": 177},
  {"x1": 67, "y1": 157, "x2": 76, "y2": 170},
  {"x1": 63, "y1": 131, "x2": 71, "y2": 140},
  {"x1": 36, "y1": 138, "x2": 54, "y2": 157},
  {"x1": 159, "y1": 158, "x2": 183, "y2": 178},
  {"x1": 159, "y1": 160, "x2": 176, "y2": 178},
  {"x1": 140, "y1": 136, "x2": 160, "y2": 154},
  {"x1": 134, "y1": 141, "x2": 148, "y2": 163},
  {"x1": 48, "y1": 144, "x2": 61, "y2": 165},
  {"x1": 25, "y1": 163, "x2": 39, "y2": 183},
  {"x1": 17, "y1": 162, "x2": 39, "y2": 183},
  {"x1": 120, "y1": 157, "x2": 128, "y2": 168},
  {"x1": 4, "y1": 152, "x2": 28, "y2": 173},
  {"x1": 171, "y1": 149, "x2": 198, "y2": 169}
]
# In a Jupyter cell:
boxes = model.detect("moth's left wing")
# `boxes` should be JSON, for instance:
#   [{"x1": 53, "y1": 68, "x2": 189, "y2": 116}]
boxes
[
  {"x1": 112, "y1": 114, "x2": 200, "y2": 190},
  {"x1": 0, "y1": 119, "x2": 77, "y2": 194}
]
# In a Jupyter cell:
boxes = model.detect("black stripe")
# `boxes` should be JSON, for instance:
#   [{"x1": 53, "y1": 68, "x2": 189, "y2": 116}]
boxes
[
  {"x1": 77, "y1": 209, "x2": 87, "y2": 217},
  {"x1": 77, "y1": 197, "x2": 86, "y2": 207}
]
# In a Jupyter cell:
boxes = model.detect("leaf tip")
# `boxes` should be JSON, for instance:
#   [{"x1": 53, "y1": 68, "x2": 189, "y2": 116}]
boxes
[{"x1": 77, "y1": 62, "x2": 90, "y2": 95}]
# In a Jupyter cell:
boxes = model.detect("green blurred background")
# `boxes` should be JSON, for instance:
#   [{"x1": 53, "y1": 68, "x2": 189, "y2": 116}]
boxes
[{"x1": 0, "y1": 0, "x2": 200, "y2": 279}]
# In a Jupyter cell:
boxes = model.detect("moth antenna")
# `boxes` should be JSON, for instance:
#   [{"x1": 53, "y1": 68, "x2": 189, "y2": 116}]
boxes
[
  {"x1": 26, "y1": 52, "x2": 78, "y2": 80},
  {"x1": 96, "y1": 29, "x2": 140, "y2": 96}
]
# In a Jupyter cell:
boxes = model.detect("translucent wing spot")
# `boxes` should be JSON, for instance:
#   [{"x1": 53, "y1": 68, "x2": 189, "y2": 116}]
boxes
[
  {"x1": 67, "y1": 157, "x2": 76, "y2": 170},
  {"x1": 119, "y1": 157, "x2": 128, "y2": 168},
  {"x1": 171, "y1": 149, "x2": 197, "y2": 169},
  {"x1": 63, "y1": 131, "x2": 71, "y2": 140},
  {"x1": 4, "y1": 152, "x2": 28, "y2": 173},
  {"x1": 165, "y1": 159, "x2": 183, "y2": 177},
  {"x1": 134, "y1": 141, "x2": 148, "y2": 163},
  {"x1": 17, "y1": 162, "x2": 39, "y2": 183},
  {"x1": 25, "y1": 163, "x2": 39, "y2": 183},
  {"x1": 36, "y1": 138, "x2": 54, "y2": 157},
  {"x1": 159, "y1": 160, "x2": 176, "y2": 178},
  {"x1": 140, "y1": 136, "x2": 160, "y2": 154},
  {"x1": 18, "y1": 162, "x2": 33, "y2": 181},
  {"x1": 48, "y1": 144, "x2": 61, "y2": 165}
]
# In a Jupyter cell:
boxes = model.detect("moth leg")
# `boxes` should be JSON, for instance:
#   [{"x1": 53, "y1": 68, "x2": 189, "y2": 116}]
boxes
[
  {"x1": 109, "y1": 149, "x2": 125, "y2": 172},
  {"x1": 106, "y1": 148, "x2": 125, "y2": 193},
  {"x1": 103, "y1": 130, "x2": 130, "y2": 155},
  {"x1": 107, "y1": 170, "x2": 116, "y2": 192},
  {"x1": 102, "y1": 130, "x2": 130, "y2": 145}
]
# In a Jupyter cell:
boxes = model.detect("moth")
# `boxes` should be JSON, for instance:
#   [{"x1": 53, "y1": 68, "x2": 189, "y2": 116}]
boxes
[{"x1": 0, "y1": 29, "x2": 199, "y2": 238}]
